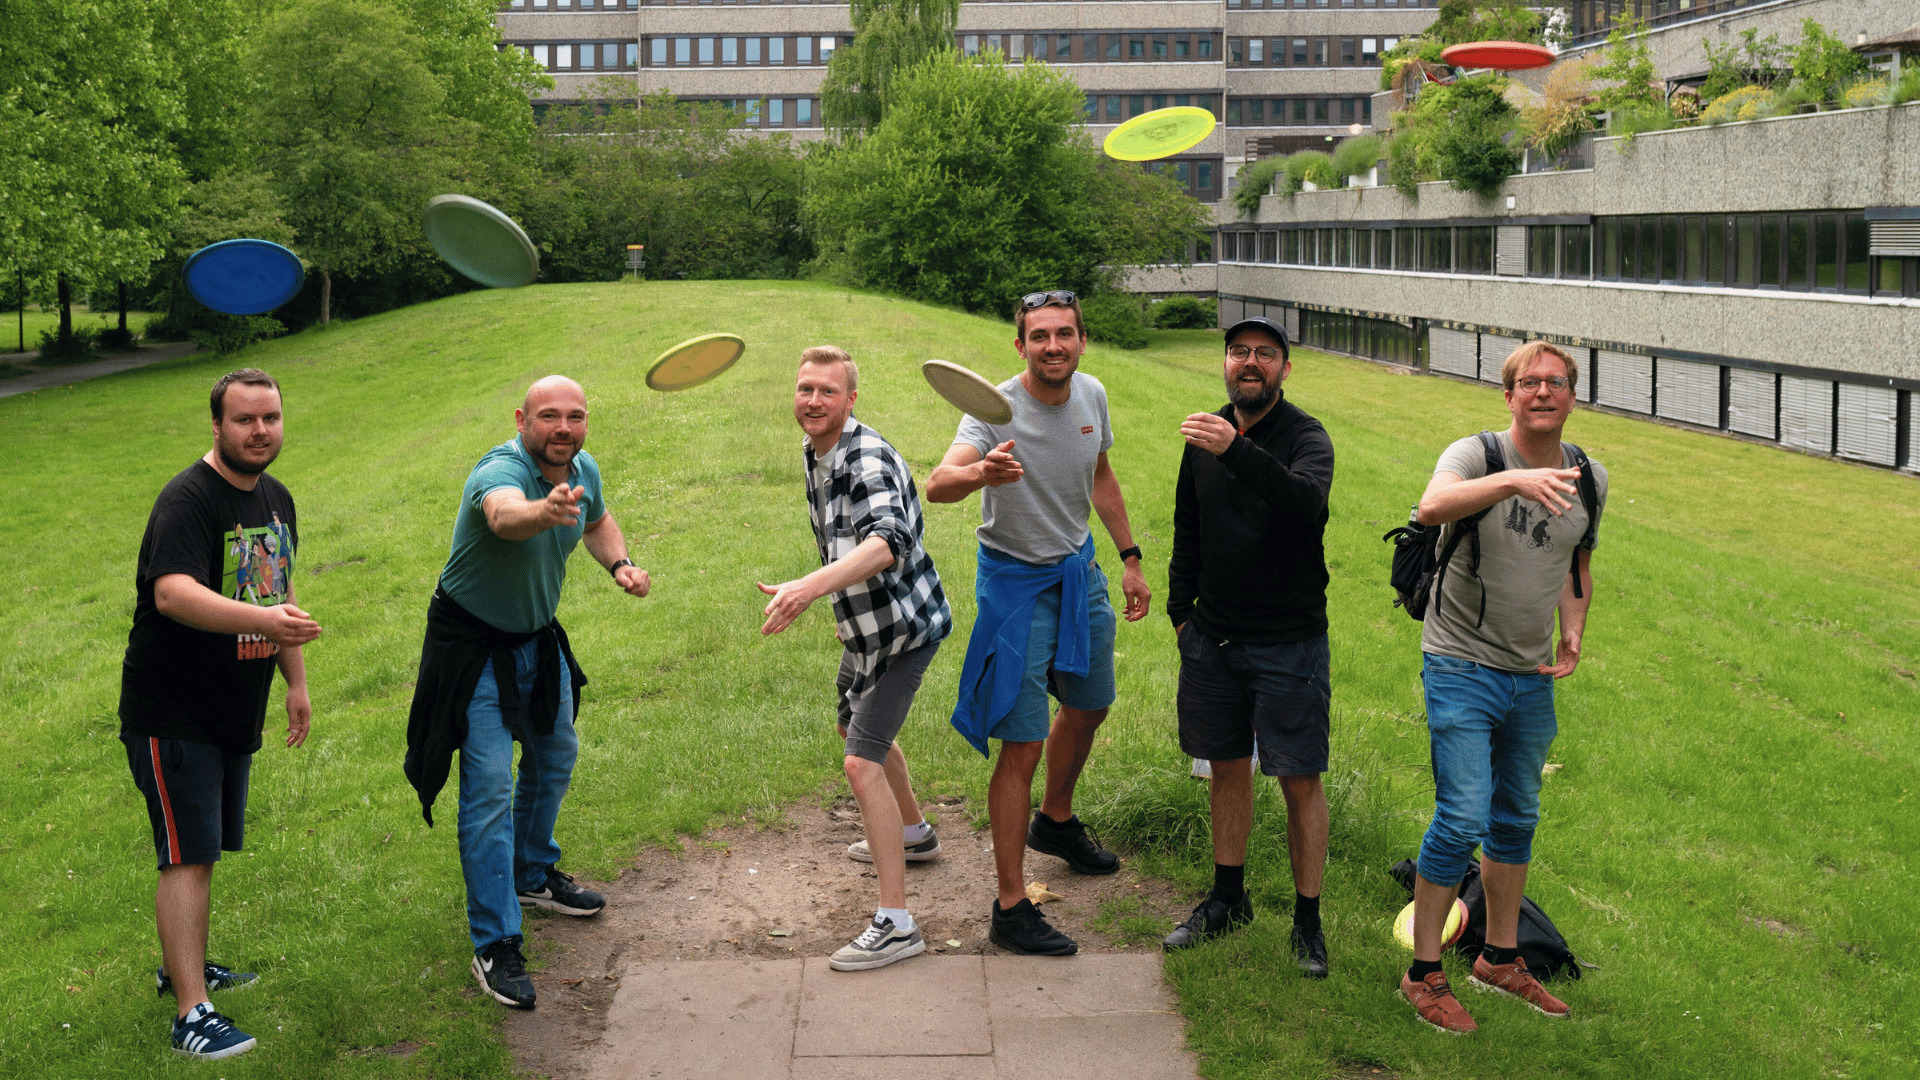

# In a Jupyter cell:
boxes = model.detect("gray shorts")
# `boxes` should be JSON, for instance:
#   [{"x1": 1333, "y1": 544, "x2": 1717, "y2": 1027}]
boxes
[{"x1": 836, "y1": 640, "x2": 941, "y2": 764}]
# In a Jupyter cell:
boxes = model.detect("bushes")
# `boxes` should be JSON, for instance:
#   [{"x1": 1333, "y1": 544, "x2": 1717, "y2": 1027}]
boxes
[
  {"x1": 34, "y1": 325, "x2": 98, "y2": 362},
  {"x1": 1080, "y1": 291, "x2": 1149, "y2": 350},
  {"x1": 1231, "y1": 156, "x2": 1287, "y2": 216},
  {"x1": 1329, "y1": 134, "x2": 1383, "y2": 180},
  {"x1": 1700, "y1": 84, "x2": 1775, "y2": 124},
  {"x1": 1285, "y1": 150, "x2": 1340, "y2": 192},
  {"x1": 1150, "y1": 295, "x2": 1214, "y2": 330}
]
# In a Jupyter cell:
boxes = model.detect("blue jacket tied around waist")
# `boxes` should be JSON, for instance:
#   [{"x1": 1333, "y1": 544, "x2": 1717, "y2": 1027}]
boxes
[{"x1": 949, "y1": 536, "x2": 1095, "y2": 756}]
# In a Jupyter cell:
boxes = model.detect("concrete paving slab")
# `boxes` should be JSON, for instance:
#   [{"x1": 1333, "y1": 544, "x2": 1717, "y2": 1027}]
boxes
[
  {"x1": 990, "y1": 1013, "x2": 1201, "y2": 1080},
  {"x1": 984, "y1": 953, "x2": 1180, "y2": 1019},
  {"x1": 794, "y1": 955, "x2": 992, "y2": 1058},
  {"x1": 592, "y1": 959, "x2": 802, "y2": 1080},
  {"x1": 790, "y1": 1058, "x2": 997, "y2": 1080}
]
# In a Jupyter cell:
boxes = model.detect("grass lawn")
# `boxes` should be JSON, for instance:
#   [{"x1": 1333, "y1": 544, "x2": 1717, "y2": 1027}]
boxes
[{"x1": 3, "y1": 280, "x2": 1914, "y2": 1078}]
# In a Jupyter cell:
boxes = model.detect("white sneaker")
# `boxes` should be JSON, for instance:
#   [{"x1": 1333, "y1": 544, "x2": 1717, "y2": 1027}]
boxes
[
  {"x1": 846, "y1": 828, "x2": 941, "y2": 864},
  {"x1": 828, "y1": 916, "x2": 927, "y2": 971}
]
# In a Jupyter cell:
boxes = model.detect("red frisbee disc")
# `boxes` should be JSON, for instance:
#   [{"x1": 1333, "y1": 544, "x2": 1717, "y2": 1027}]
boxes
[{"x1": 1440, "y1": 41, "x2": 1556, "y2": 71}]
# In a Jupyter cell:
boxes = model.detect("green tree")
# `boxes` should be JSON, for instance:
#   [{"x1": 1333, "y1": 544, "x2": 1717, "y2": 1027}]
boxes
[
  {"x1": 1789, "y1": 19, "x2": 1868, "y2": 108},
  {"x1": 805, "y1": 52, "x2": 1209, "y2": 314},
  {"x1": 1426, "y1": 0, "x2": 1541, "y2": 47},
  {"x1": 250, "y1": 0, "x2": 452, "y2": 324},
  {"x1": 527, "y1": 86, "x2": 810, "y2": 283},
  {"x1": 1588, "y1": 16, "x2": 1664, "y2": 112},
  {"x1": 1701, "y1": 28, "x2": 1789, "y2": 102},
  {"x1": 821, "y1": 0, "x2": 960, "y2": 132},
  {"x1": 0, "y1": 0, "x2": 189, "y2": 355}
]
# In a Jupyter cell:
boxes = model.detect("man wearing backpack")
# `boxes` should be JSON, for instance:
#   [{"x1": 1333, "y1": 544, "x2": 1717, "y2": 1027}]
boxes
[
  {"x1": 1400, "y1": 342, "x2": 1607, "y2": 1033},
  {"x1": 1161, "y1": 317, "x2": 1336, "y2": 978}
]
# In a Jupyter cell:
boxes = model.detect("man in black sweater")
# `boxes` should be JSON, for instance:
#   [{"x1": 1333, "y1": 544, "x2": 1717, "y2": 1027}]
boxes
[{"x1": 1162, "y1": 317, "x2": 1336, "y2": 977}]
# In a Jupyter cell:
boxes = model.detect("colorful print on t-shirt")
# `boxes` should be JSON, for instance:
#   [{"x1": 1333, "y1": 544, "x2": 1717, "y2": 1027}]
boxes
[{"x1": 225, "y1": 512, "x2": 293, "y2": 659}]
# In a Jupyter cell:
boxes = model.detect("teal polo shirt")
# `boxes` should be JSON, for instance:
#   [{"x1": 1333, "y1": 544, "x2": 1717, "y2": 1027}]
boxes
[{"x1": 438, "y1": 437, "x2": 605, "y2": 634}]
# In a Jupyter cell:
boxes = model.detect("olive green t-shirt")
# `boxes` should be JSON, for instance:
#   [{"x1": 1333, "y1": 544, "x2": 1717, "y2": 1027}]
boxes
[{"x1": 1419, "y1": 432, "x2": 1608, "y2": 673}]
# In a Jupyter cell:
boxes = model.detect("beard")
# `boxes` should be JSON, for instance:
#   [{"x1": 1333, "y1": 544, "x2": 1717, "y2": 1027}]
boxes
[
  {"x1": 217, "y1": 440, "x2": 279, "y2": 476},
  {"x1": 528, "y1": 433, "x2": 583, "y2": 468},
  {"x1": 1226, "y1": 372, "x2": 1278, "y2": 413}
]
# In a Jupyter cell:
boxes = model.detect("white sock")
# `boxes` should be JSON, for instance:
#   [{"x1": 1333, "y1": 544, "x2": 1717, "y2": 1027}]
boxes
[
  {"x1": 903, "y1": 820, "x2": 933, "y2": 843},
  {"x1": 878, "y1": 906, "x2": 915, "y2": 932}
]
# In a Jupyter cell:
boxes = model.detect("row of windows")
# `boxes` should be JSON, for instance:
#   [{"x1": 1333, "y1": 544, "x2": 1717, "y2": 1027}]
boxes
[
  {"x1": 1588, "y1": 214, "x2": 1874, "y2": 294},
  {"x1": 684, "y1": 96, "x2": 821, "y2": 126},
  {"x1": 1226, "y1": 96, "x2": 1373, "y2": 126},
  {"x1": 960, "y1": 32, "x2": 1219, "y2": 63},
  {"x1": 521, "y1": 36, "x2": 852, "y2": 69},
  {"x1": 519, "y1": 41, "x2": 638, "y2": 71},
  {"x1": 1566, "y1": 0, "x2": 1770, "y2": 48},
  {"x1": 1228, "y1": 36, "x2": 1396, "y2": 67},
  {"x1": 1146, "y1": 158, "x2": 1222, "y2": 203},
  {"x1": 1219, "y1": 214, "x2": 1919, "y2": 299},
  {"x1": 1083, "y1": 94, "x2": 1221, "y2": 124}
]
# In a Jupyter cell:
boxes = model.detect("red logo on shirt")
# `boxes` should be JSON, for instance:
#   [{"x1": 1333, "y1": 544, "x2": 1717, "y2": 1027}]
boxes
[{"x1": 1081, "y1": 426, "x2": 1094, "y2": 434}]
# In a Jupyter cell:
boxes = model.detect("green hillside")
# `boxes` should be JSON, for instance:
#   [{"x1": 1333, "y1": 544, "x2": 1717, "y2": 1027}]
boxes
[{"x1": 4, "y1": 280, "x2": 1915, "y2": 1079}]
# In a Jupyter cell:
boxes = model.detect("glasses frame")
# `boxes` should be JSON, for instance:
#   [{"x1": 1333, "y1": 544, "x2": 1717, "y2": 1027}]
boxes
[
  {"x1": 1514, "y1": 375, "x2": 1571, "y2": 394},
  {"x1": 1226, "y1": 344, "x2": 1284, "y2": 364},
  {"x1": 1021, "y1": 290, "x2": 1078, "y2": 308}
]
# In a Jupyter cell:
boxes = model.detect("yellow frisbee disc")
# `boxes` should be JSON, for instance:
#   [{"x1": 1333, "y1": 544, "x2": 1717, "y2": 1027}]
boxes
[
  {"x1": 1391, "y1": 898, "x2": 1470, "y2": 951},
  {"x1": 1102, "y1": 106, "x2": 1217, "y2": 162}
]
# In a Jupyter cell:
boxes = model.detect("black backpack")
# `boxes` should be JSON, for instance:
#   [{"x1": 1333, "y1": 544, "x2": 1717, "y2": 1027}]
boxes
[
  {"x1": 1383, "y1": 432, "x2": 1599, "y2": 626},
  {"x1": 1388, "y1": 859, "x2": 1584, "y2": 981}
]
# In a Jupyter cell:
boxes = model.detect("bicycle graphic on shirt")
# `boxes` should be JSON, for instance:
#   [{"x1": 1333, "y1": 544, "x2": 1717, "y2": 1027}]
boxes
[{"x1": 1505, "y1": 502, "x2": 1555, "y2": 553}]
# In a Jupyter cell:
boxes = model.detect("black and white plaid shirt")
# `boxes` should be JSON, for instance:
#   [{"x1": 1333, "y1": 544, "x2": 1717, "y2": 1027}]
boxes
[{"x1": 803, "y1": 416, "x2": 951, "y2": 697}]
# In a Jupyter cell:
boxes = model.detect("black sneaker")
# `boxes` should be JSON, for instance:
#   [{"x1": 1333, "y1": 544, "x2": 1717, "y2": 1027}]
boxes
[
  {"x1": 517, "y1": 868, "x2": 605, "y2": 916},
  {"x1": 1026, "y1": 812, "x2": 1119, "y2": 875},
  {"x1": 1162, "y1": 893, "x2": 1254, "y2": 951},
  {"x1": 156, "y1": 961, "x2": 258, "y2": 998},
  {"x1": 472, "y1": 936, "x2": 537, "y2": 1009},
  {"x1": 1291, "y1": 923, "x2": 1329, "y2": 979},
  {"x1": 988, "y1": 898, "x2": 1078, "y2": 956},
  {"x1": 171, "y1": 1001, "x2": 257, "y2": 1060}
]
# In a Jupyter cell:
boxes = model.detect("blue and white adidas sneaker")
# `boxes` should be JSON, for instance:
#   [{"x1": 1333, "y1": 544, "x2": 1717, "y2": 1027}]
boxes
[{"x1": 171, "y1": 1001, "x2": 257, "y2": 1060}]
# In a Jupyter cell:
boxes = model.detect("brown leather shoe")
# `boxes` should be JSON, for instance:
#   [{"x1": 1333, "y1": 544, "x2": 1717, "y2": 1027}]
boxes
[
  {"x1": 1401, "y1": 970, "x2": 1478, "y2": 1033},
  {"x1": 1469, "y1": 953, "x2": 1570, "y2": 1018}
]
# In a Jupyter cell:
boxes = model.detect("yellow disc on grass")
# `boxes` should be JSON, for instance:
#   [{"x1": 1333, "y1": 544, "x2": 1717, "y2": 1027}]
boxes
[
  {"x1": 1102, "y1": 106, "x2": 1217, "y2": 162},
  {"x1": 1391, "y1": 898, "x2": 1470, "y2": 951}
]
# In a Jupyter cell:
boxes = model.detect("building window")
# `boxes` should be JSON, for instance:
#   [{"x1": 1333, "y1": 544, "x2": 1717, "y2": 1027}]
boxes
[
  {"x1": 1362, "y1": 38, "x2": 1378, "y2": 65},
  {"x1": 1292, "y1": 38, "x2": 1308, "y2": 65},
  {"x1": 1341, "y1": 38, "x2": 1357, "y2": 65},
  {"x1": 798, "y1": 98, "x2": 813, "y2": 124},
  {"x1": 1313, "y1": 38, "x2": 1328, "y2": 65},
  {"x1": 797, "y1": 36, "x2": 812, "y2": 63},
  {"x1": 1562, "y1": 225, "x2": 1591, "y2": 278},
  {"x1": 769, "y1": 98, "x2": 784, "y2": 125},
  {"x1": 698, "y1": 37, "x2": 713, "y2": 64},
  {"x1": 1844, "y1": 213, "x2": 1871, "y2": 291},
  {"x1": 746, "y1": 37, "x2": 760, "y2": 64},
  {"x1": 1528, "y1": 226, "x2": 1556, "y2": 277}
]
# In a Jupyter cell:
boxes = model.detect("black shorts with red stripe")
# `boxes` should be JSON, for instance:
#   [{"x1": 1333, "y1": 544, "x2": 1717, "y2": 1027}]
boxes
[{"x1": 124, "y1": 736, "x2": 251, "y2": 869}]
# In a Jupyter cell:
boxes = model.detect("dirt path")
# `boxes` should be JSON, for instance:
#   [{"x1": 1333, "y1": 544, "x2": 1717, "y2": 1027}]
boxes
[
  {"x1": 501, "y1": 797, "x2": 1197, "y2": 1077},
  {"x1": 0, "y1": 340, "x2": 201, "y2": 398}
]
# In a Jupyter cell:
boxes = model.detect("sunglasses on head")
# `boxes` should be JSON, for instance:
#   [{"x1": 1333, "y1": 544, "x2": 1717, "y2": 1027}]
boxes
[{"x1": 1021, "y1": 290, "x2": 1077, "y2": 309}]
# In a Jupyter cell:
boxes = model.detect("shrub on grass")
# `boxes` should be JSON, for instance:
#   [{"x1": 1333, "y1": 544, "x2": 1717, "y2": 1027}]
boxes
[
  {"x1": 1150, "y1": 295, "x2": 1215, "y2": 330},
  {"x1": 1080, "y1": 291, "x2": 1149, "y2": 350},
  {"x1": 35, "y1": 325, "x2": 98, "y2": 361},
  {"x1": 189, "y1": 315, "x2": 286, "y2": 354}
]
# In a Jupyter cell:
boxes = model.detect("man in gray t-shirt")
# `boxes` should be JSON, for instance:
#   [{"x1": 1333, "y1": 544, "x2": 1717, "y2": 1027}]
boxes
[
  {"x1": 1398, "y1": 342, "x2": 1608, "y2": 1034},
  {"x1": 927, "y1": 290, "x2": 1150, "y2": 957}
]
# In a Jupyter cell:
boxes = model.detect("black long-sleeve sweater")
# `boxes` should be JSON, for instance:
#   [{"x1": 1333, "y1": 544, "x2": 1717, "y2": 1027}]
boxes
[{"x1": 1166, "y1": 392, "x2": 1335, "y2": 643}]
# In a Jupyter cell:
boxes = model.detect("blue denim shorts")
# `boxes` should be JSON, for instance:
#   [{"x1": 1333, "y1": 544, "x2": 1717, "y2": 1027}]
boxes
[
  {"x1": 1176, "y1": 629, "x2": 1331, "y2": 776},
  {"x1": 988, "y1": 563, "x2": 1118, "y2": 744},
  {"x1": 1416, "y1": 652, "x2": 1558, "y2": 887}
]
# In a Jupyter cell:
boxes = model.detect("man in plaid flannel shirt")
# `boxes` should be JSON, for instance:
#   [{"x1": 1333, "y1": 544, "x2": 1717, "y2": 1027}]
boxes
[{"x1": 759, "y1": 346, "x2": 952, "y2": 971}]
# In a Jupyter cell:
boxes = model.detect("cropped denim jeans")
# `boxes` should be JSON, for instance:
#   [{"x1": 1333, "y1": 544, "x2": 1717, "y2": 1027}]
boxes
[
  {"x1": 1415, "y1": 652, "x2": 1557, "y2": 888},
  {"x1": 458, "y1": 638, "x2": 577, "y2": 953}
]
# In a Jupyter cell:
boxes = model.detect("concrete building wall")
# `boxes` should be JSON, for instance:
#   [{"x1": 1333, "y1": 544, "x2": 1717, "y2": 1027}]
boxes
[{"x1": 1562, "y1": 0, "x2": 1915, "y2": 77}]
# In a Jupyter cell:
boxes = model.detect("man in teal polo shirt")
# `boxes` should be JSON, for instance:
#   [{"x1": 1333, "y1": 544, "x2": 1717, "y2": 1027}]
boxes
[{"x1": 405, "y1": 375, "x2": 650, "y2": 1010}]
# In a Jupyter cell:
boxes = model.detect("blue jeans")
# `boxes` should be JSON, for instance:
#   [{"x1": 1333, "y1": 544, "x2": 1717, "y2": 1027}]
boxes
[
  {"x1": 458, "y1": 639, "x2": 577, "y2": 953},
  {"x1": 1416, "y1": 653, "x2": 1557, "y2": 888}
]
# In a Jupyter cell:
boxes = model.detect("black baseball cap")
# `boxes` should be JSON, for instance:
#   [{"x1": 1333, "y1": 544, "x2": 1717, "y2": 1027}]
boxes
[{"x1": 1222, "y1": 317, "x2": 1289, "y2": 360}]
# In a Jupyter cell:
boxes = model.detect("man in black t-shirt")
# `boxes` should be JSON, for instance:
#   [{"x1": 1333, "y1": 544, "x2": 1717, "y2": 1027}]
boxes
[{"x1": 120, "y1": 369, "x2": 321, "y2": 1062}]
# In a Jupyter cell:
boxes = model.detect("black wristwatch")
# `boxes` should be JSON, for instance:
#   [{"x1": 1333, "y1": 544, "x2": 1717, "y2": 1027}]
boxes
[
  {"x1": 608, "y1": 558, "x2": 633, "y2": 579},
  {"x1": 1117, "y1": 545, "x2": 1143, "y2": 564}
]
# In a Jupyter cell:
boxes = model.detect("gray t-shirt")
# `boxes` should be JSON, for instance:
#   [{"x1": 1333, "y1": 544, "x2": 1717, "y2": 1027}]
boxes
[
  {"x1": 955, "y1": 371, "x2": 1114, "y2": 565},
  {"x1": 1420, "y1": 432, "x2": 1608, "y2": 673}
]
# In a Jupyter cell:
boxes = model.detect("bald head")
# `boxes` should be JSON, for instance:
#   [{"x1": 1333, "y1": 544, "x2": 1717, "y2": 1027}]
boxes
[
  {"x1": 516, "y1": 375, "x2": 590, "y2": 477},
  {"x1": 524, "y1": 375, "x2": 586, "y2": 413}
]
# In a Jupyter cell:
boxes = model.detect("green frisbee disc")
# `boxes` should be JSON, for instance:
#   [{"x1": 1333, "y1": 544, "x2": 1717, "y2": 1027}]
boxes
[
  {"x1": 1102, "y1": 106, "x2": 1217, "y2": 162},
  {"x1": 422, "y1": 194, "x2": 539, "y2": 289}
]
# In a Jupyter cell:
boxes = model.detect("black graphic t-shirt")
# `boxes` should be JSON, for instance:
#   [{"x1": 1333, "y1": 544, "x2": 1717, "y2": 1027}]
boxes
[{"x1": 120, "y1": 460, "x2": 299, "y2": 754}]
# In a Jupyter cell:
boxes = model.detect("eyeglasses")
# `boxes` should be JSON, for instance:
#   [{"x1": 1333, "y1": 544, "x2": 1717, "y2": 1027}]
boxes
[
  {"x1": 1515, "y1": 376, "x2": 1570, "y2": 394},
  {"x1": 1226, "y1": 345, "x2": 1283, "y2": 364},
  {"x1": 1021, "y1": 290, "x2": 1077, "y2": 308}
]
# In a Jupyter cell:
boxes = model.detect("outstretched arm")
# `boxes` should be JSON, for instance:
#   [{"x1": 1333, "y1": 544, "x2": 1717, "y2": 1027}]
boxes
[
  {"x1": 756, "y1": 535, "x2": 896, "y2": 636},
  {"x1": 926, "y1": 441, "x2": 1023, "y2": 503},
  {"x1": 583, "y1": 510, "x2": 650, "y2": 596}
]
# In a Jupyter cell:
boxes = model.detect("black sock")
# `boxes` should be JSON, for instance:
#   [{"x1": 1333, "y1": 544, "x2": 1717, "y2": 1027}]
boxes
[
  {"x1": 1210, "y1": 864, "x2": 1245, "y2": 903},
  {"x1": 1482, "y1": 944, "x2": 1520, "y2": 966},
  {"x1": 1408, "y1": 958, "x2": 1444, "y2": 982},
  {"x1": 1293, "y1": 891, "x2": 1321, "y2": 932}
]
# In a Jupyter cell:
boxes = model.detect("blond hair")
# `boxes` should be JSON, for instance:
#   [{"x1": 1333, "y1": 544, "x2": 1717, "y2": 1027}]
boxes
[
  {"x1": 799, "y1": 345, "x2": 858, "y2": 392},
  {"x1": 1500, "y1": 341, "x2": 1578, "y2": 394}
]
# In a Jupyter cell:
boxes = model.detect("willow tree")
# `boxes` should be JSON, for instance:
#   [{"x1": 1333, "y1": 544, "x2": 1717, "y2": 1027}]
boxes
[{"x1": 819, "y1": 0, "x2": 960, "y2": 133}]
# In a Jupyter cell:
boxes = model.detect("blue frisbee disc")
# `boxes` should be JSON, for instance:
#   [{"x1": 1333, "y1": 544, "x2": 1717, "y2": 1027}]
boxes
[{"x1": 182, "y1": 239, "x2": 305, "y2": 315}]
